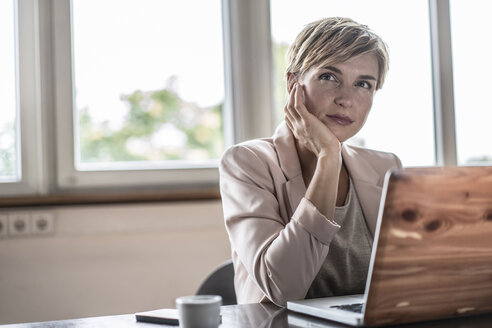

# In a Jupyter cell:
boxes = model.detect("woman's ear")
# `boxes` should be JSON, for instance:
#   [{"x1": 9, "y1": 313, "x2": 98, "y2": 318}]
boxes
[{"x1": 286, "y1": 72, "x2": 297, "y2": 93}]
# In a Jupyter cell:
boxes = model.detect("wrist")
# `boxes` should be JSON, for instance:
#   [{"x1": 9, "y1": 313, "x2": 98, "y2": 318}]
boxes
[
  {"x1": 317, "y1": 150, "x2": 342, "y2": 169},
  {"x1": 317, "y1": 141, "x2": 341, "y2": 158}
]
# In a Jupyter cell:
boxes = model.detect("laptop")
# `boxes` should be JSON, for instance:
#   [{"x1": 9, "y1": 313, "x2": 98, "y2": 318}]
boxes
[{"x1": 287, "y1": 166, "x2": 492, "y2": 326}]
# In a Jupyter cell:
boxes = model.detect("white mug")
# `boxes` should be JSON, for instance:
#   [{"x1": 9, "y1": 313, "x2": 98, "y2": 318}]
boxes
[{"x1": 176, "y1": 295, "x2": 222, "y2": 328}]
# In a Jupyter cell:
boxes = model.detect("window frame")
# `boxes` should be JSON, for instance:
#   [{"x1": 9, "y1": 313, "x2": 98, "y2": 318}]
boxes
[
  {"x1": 429, "y1": 0, "x2": 458, "y2": 166},
  {"x1": 52, "y1": 0, "x2": 233, "y2": 190},
  {"x1": 0, "y1": 0, "x2": 43, "y2": 196}
]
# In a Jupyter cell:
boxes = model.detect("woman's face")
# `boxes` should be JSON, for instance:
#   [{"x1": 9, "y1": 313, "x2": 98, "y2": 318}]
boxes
[{"x1": 292, "y1": 53, "x2": 379, "y2": 143}]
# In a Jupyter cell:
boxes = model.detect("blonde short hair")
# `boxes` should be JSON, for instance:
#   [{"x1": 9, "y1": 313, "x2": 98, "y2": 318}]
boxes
[{"x1": 286, "y1": 17, "x2": 389, "y2": 90}]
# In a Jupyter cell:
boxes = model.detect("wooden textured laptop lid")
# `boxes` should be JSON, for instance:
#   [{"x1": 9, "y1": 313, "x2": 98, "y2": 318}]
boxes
[{"x1": 364, "y1": 166, "x2": 492, "y2": 327}]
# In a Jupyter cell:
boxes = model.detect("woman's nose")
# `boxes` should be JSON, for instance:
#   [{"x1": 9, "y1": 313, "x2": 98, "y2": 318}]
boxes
[{"x1": 333, "y1": 85, "x2": 354, "y2": 108}]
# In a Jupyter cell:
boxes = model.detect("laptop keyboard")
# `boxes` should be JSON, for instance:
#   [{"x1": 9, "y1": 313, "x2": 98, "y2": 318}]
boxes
[{"x1": 331, "y1": 303, "x2": 364, "y2": 313}]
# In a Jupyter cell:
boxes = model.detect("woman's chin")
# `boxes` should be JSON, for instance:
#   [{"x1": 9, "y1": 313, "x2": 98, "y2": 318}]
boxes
[
  {"x1": 330, "y1": 129, "x2": 353, "y2": 144},
  {"x1": 321, "y1": 120, "x2": 362, "y2": 144}
]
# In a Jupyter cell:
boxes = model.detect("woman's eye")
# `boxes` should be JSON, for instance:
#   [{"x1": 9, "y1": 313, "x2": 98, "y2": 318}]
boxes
[
  {"x1": 320, "y1": 73, "x2": 336, "y2": 81},
  {"x1": 357, "y1": 81, "x2": 373, "y2": 90}
]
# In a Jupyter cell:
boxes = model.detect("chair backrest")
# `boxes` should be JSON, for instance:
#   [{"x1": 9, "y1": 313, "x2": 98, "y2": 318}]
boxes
[{"x1": 196, "y1": 260, "x2": 237, "y2": 305}]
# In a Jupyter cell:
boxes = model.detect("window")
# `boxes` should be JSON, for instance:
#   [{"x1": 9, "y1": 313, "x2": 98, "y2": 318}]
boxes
[
  {"x1": 71, "y1": 0, "x2": 224, "y2": 170},
  {"x1": 270, "y1": 0, "x2": 435, "y2": 167},
  {"x1": 450, "y1": 0, "x2": 492, "y2": 165},
  {"x1": 54, "y1": 0, "x2": 227, "y2": 189},
  {"x1": 0, "y1": 0, "x2": 19, "y2": 182}
]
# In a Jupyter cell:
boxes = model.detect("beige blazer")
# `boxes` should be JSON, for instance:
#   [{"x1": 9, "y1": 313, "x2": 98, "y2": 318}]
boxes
[{"x1": 219, "y1": 122, "x2": 402, "y2": 306}]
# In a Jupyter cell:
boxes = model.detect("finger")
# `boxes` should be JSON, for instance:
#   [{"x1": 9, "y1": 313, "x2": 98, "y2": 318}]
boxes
[
  {"x1": 285, "y1": 115, "x2": 293, "y2": 130},
  {"x1": 285, "y1": 106, "x2": 298, "y2": 124},
  {"x1": 285, "y1": 102, "x2": 301, "y2": 122},
  {"x1": 284, "y1": 117, "x2": 299, "y2": 139},
  {"x1": 288, "y1": 84, "x2": 300, "y2": 115},
  {"x1": 285, "y1": 86, "x2": 301, "y2": 120},
  {"x1": 294, "y1": 83, "x2": 310, "y2": 117},
  {"x1": 288, "y1": 82, "x2": 297, "y2": 105}
]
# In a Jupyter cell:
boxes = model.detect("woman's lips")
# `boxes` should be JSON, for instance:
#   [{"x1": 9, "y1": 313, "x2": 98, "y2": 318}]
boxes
[{"x1": 327, "y1": 114, "x2": 354, "y2": 126}]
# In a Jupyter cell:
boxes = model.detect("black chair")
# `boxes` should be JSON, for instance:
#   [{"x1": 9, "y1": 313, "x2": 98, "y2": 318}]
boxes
[{"x1": 196, "y1": 260, "x2": 237, "y2": 305}]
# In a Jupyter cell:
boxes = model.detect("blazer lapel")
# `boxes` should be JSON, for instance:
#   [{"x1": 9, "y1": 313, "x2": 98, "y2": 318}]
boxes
[
  {"x1": 342, "y1": 144, "x2": 383, "y2": 235},
  {"x1": 273, "y1": 123, "x2": 306, "y2": 217},
  {"x1": 284, "y1": 175, "x2": 306, "y2": 218}
]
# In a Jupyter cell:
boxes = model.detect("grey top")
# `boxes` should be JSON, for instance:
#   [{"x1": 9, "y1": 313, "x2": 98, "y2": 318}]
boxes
[{"x1": 305, "y1": 178, "x2": 373, "y2": 298}]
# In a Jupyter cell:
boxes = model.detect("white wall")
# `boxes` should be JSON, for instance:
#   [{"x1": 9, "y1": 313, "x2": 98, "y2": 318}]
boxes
[{"x1": 0, "y1": 200, "x2": 230, "y2": 325}]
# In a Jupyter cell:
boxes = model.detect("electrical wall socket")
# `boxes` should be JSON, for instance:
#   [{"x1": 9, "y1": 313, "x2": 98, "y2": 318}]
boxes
[
  {"x1": 0, "y1": 215, "x2": 8, "y2": 238},
  {"x1": 31, "y1": 211, "x2": 55, "y2": 235},
  {"x1": 8, "y1": 213, "x2": 31, "y2": 237},
  {"x1": 0, "y1": 210, "x2": 56, "y2": 238}
]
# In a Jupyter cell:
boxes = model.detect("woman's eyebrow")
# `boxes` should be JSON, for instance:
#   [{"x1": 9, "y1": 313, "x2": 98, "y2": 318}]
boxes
[
  {"x1": 359, "y1": 74, "x2": 377, "y2": 81},
  {"x1": 323, "y1": 66, "x2": 377, "y2": 81},
  {"x1": 323, "y1": 66, "x2": 342, "y2": 75}
]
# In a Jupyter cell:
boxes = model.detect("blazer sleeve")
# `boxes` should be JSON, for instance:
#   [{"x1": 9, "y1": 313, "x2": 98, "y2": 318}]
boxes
[{"x1": 219, "y1": 144, "x2": 341, "y2": 306}]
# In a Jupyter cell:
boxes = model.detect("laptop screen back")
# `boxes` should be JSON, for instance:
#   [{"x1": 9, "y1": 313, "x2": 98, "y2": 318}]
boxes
[{"x1": 364, "y1": 166, "x2": 492, "y2": 326}]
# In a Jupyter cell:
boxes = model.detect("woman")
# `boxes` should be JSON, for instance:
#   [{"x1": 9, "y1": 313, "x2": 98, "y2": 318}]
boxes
[{"x1": 219, "y1": 17, "x2": 401, "y2": 307}]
